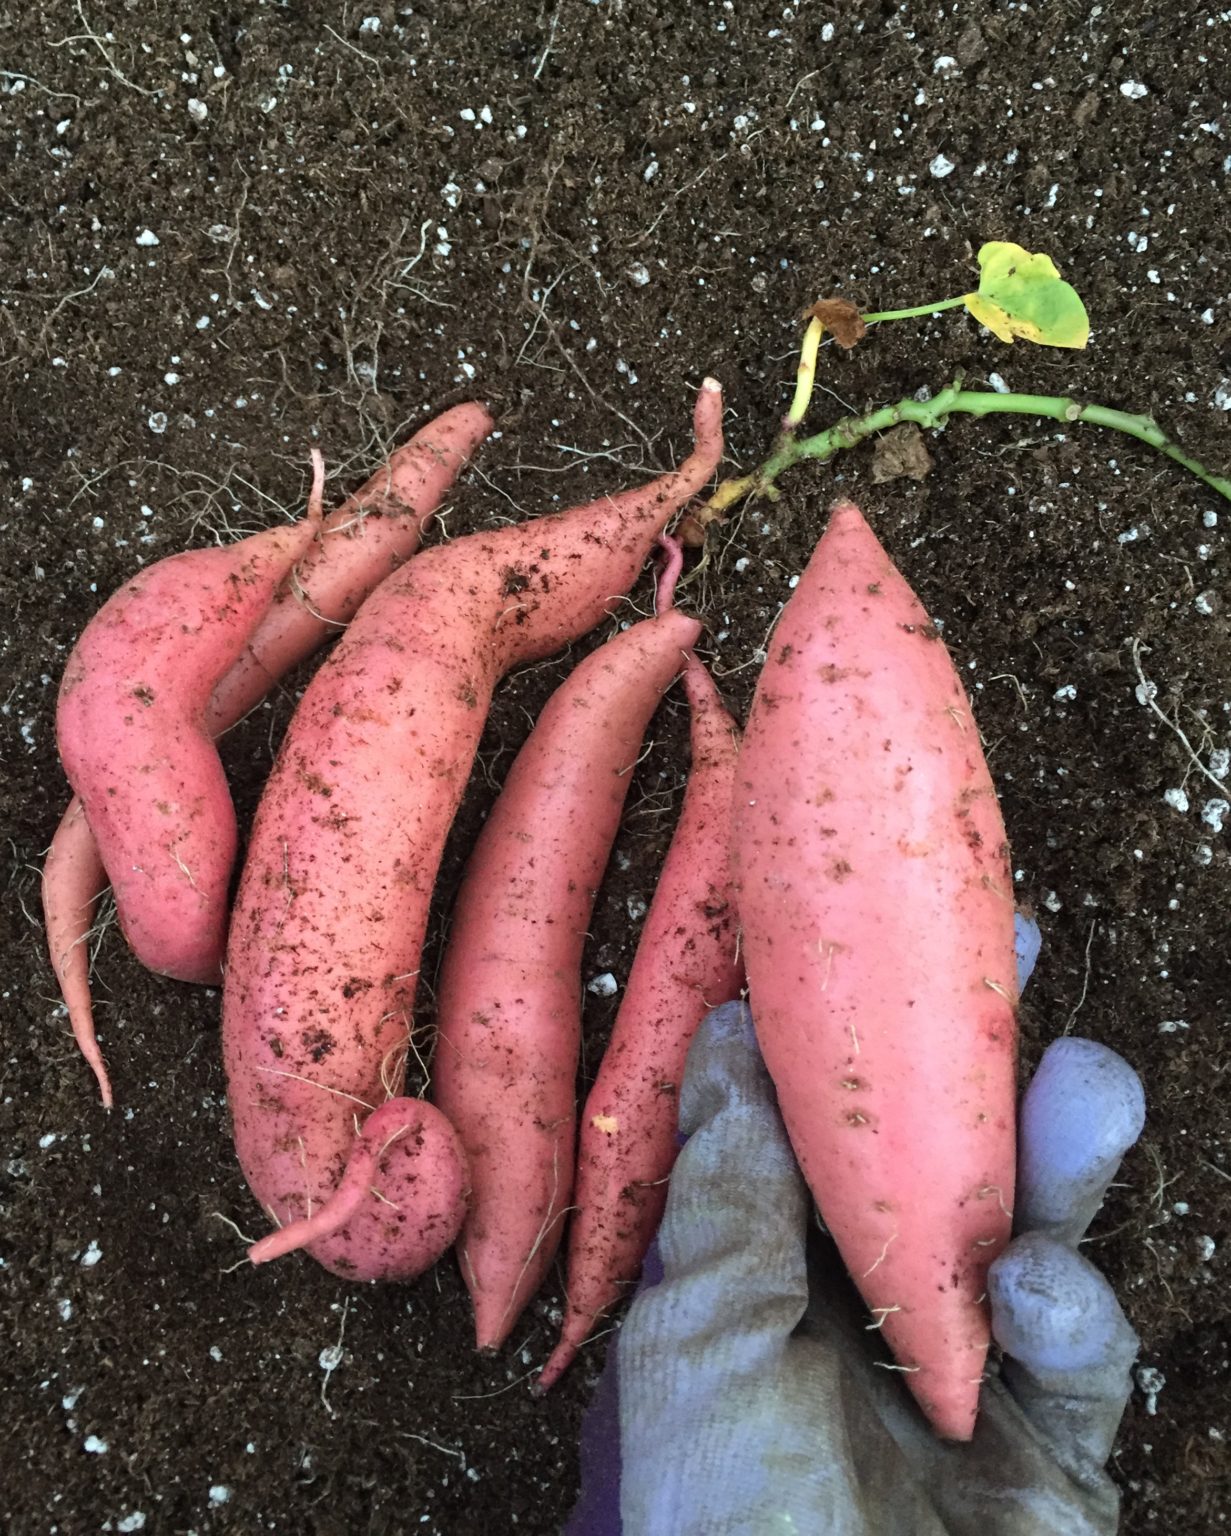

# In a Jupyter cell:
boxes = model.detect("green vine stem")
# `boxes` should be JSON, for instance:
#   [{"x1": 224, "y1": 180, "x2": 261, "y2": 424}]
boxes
[
  {"x1": 862, "y1": 297, "x2": 968, "y2": 325},
  {"x1": 697, "y1": 385, "x2": 1231, "y2": 526}
]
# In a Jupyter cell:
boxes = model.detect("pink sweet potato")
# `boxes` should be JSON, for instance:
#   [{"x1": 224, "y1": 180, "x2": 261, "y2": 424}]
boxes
[
  {"x1": 56, "y1": 503, "x2": 321, "y2": 987},
  {"x1": 223, "y1": 381, "x2": 723, "y2": 1283},
  {"x1": 537, "y1": 650, "x2": 743, "y2": 1390},
  {"x1": 44, "y1": 403, "x2": 492, "y2": 1107},
  {"x1": 206, "y1": 403, "x2": 493, "y2": 728},
  {"x1": 433, "y1": 544, "x2": 703, "y2": 1350},
  {"x1": 732, "y1": 501, "x2": 1018, "y2": 1441}
]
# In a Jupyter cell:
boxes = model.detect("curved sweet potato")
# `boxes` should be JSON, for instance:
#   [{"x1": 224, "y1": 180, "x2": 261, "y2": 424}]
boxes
[{"x1": 56, "y1": 510, "x2": 320, "y2": 985}]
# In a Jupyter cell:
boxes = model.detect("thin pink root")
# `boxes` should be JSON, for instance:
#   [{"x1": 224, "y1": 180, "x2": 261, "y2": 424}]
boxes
[
  {"x1": 74, "y1": 1014, "x2": 113, "y2": 1112},
  {"x1": 248, "y1": 1105, "x2": 412, "y2": 1266},
  {"x1": 655, "y1": 532, "x2": 684, "y2": 614},
  {"x1": 43, "y1": 799, "x2": 113, "y2": 1110},
  {"x1": 307, "y1": 447, "x2": 326, "y2": 527},
  {"x1": 246, "y1": 1097, "x2": 470, "y2": 1278}
]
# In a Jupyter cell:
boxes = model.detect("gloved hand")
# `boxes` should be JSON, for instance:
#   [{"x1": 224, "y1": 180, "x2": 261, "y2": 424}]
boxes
[{"x1": 568, "y1": 922, "x2": 1146, "y2": 1536}]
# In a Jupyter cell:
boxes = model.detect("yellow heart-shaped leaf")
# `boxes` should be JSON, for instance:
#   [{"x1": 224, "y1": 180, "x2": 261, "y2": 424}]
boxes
[{"x1": 963, "y1": 241, "x2": 1090, "y2": 348}]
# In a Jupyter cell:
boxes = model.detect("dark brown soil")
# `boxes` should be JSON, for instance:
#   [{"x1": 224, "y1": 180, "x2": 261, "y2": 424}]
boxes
[{"x1": 2, "y1": 3, "x2": 1228, "y2": 1532}]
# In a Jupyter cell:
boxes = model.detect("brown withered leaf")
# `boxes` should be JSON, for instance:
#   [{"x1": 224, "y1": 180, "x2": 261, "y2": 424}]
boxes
[
  {"x1": 869, "y1": 424, "x2": 935, "y2": 484},
  {"x1": 805, "y1": 297, "x2": 867, "y2": 350},
  {"x1": 677, "y1": 509, "x2": 714, "y2": 548}
]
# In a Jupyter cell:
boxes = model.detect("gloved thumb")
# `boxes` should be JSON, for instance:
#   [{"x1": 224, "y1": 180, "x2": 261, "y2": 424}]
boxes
[
  {"x1": 990, "y1": 1034, "x2": 1144, "y2": 1486},
  {"x1": 989, "y1": 1233, "x2": 1139, "y2": 1476}
]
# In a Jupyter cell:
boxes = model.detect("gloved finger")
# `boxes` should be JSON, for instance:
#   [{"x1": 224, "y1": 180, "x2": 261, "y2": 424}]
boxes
[
  {"x1": 989, "y1": 1231, "x2": 1139, "y2": 1474},
  {"x1": 658, "y1": 1001, "x2": 809, "y2": 1291},
  {"x1": 617, "y1": 1000, "x2": 868, "y2": 1535},
  {"x1": 1015, "y1": 1038, "x2": 1146, "y2": 1245},
  {"x1": 1014, "y1": 911, "x2": 1042, "y2": 992}
]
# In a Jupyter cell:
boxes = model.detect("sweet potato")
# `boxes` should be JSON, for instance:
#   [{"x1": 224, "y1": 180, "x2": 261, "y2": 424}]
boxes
[
  {"x1": 537, "y1": 650, "x2": 742, "y2": 1390},
  {"x1": 56, "y1": 498, "x2": 321, "y2": 986},
  {"x1": 733, "y1": 500, "x2": 1018, "y2": 1441},
  {"x1": 223, "y1": 382, "x2": 723, "y2": 1282},
  {"x1": 44, "y1": 403, "x2": 492, "y2": 1107},
  {"x1": 206, "y1": 403, "x2": 493, "y2": 728},
  {"x1": 433, "y1": 541, "x2": 703, "y2": 1349}
]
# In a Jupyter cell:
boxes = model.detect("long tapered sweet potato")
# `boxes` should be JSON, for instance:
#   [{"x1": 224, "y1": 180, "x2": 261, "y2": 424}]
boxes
[
  {"x1": 223, "y1": 381, "x2": 723, "y2": 1282},
  {"x1": 44, "y1": 403, "x2": 492, "y2": 1107},
  {"x1": 537, "y1": 650, "x2": 742, "y2": 1390},
  {"x1": 733, "y1": 501, "x2": 1018, "y2": 1441},
  {"x1": 433, "y1": 543, "x2": 703, "y2": 1349},
  {"x1": 205, "y1": 403, "x2": 493, "y2": 727}
]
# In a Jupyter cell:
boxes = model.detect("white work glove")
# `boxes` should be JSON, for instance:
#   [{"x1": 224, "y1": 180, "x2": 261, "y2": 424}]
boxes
[{"x1": 569, "y1": 921, "x2": 1145, "y2": 1536}]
